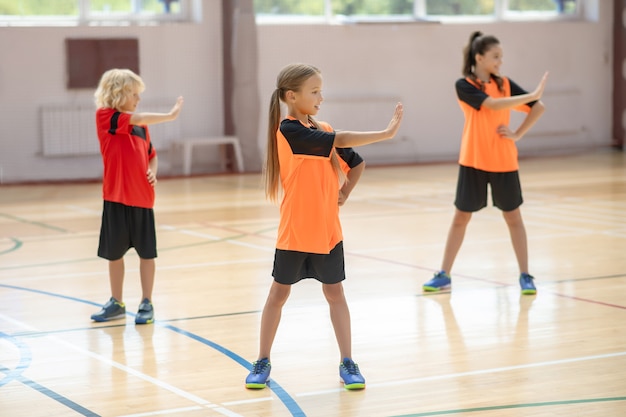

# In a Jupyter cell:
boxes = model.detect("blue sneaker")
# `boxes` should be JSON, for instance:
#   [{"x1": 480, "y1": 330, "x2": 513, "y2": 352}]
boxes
[
  {"x1": 245, "y1": 358, "x2": 271, "y2": 389},
  {"x1": 339, "y1": 358, "x2": 365, "y2": 390},
  {"x1": 135, "y1": 298, "x2": 154, "y2": 324},
  {"x1": 423, "y1": 271, "x2": 451, "y2": 292},
  {"x1": 520, "y1": 273, "x2": 537, "y2": 295},
  {"x1": 91, "y1": 297, "x2": 125, "y2": 322}
]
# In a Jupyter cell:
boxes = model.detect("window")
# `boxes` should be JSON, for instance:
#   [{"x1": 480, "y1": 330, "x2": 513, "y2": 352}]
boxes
[
  {"x1": 333, "y1": 0, "x2": 413, "y2": 17},
  {"x1": 254, "y1": 0, "x2": 580, "y2": 23},
  {"x1": 0, "y1": 0, "x2": 79, "y2": 18},
  {"x1": 88, "y1": 0, "x2": 182, "y2": 17},
  {"x1": 505, "y1": 0, "x2": 578, "y2": 17},
  {"x1": 425, "y1": 0, "x2": 495, "y2": 16},
  {"x1": 254, "y1": 0, "x2": 327, "y2": 23},
  {"x1": 0, "y1": 0, "x2": 193, "y2": 26}
]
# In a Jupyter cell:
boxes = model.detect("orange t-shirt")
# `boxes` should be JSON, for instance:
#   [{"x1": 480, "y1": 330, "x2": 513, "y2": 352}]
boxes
[
  {"x1": 275, "y1": 117, "x2": 363, "y2": 254},
  {"x1": 456, "y1": 76, "x2": 534, "y2": 172}
]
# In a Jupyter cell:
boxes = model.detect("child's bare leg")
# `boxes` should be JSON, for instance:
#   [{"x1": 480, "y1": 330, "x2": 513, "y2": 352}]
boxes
[
  {"x1": 441, "y1": 209, "x2": 472, "y2": 273},
  {"x1": 109, "y1": 258, "x2": 125, "y2": 301},
  {"x1": 258, "y1": 281, "x2": 291, "y2": 360},
  {"x1": 322, "y1": 282, "x2": 352, "y2": 359},
  {"x1": 502, "y1": 208, "x2": 529, "y2": 273},
  {"x1": 139, "y1": 257, "x2": 155, "y2": 301}
]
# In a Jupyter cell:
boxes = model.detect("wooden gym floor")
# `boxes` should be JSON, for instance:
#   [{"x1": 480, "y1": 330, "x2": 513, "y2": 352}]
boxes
[{"x1": 1, "y1": 149, "x2": 625, "y2": 417}]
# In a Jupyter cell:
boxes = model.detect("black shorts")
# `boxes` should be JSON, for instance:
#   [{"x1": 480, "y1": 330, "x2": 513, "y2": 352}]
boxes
[
  {"x1": 98, "y1": 201, "x2": 157, "y2": 260},
  {"x1": 272, "y1": 242, "x2": 345, "y2": 285},
  {"x1": 454, "y1": 165, "x2": 523, "y2": 212}
]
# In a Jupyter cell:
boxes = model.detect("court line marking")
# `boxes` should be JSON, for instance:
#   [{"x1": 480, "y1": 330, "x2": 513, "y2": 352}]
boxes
[
  {"x1": 222, "y1": 397, "x2": 274, "y2": 406},
  {"x1": 117, "y1": 406, "x2": 204, "y2": 417},
  {"x1": 294, "y1": 350, "x2": 626, "y2": 397},
  {"x1": 0, "y1": 237, "x2": 21, "y2": 255},
  {"x1": 350, "y1": 230, "x2": 595, "y2": 254},
  {"x1": 0, "y1": 287, "x2": 306, "y2": 417},
  {"x1": 0, "y1": 313, "x2": 222, "y2": 409},
  {"x1": 526, "y1": 208, "x2": 626, "y2": 228},
  {"x1": 2, "y1": 179, "x2": 624, "y2": 416},
  {"x1": 0, "y1": 365, "x2": 100, "y2": 417},
  {"x1": 160, "y1": 224, "x2": 275, "y2": 252},
  {"x1": 0, "y1": 332, "x2": 32, "y2": 388},
  {"x1": 530, "y1": 201, "x2": 626, "y2": 220},
  {"x1": 66, "y1": 204, "x2": 101, "y2": 215},
  {"x1": 0, "y1": 257, "x2": 269, "y2": 283},
  {"x1": 3, "y1": 218, "x2": 625, "y2": 315},
  {"x1": 390, "y1": 396, "x2": 626, "y2": 417},
  {"x1": 0, "y1": 212, "x2": 69, "y2": 233},
  {"x1": 117, "y1": 404, "x2": 248, "y2": 417}
]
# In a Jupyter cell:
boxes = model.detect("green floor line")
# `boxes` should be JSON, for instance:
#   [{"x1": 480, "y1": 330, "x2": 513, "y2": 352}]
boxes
[
  {"x1": 0, "y1": 233, "x2": 247, "y2": 270},
  {"x1": 0, "y1": 237, "x2": 22, "y2": 255},
  {"x1": 391, "y1": 396, "x2": 626, "y2": 417},
  {"x1": 0, "y1": 213, "x2": 69, "y2": 233}
]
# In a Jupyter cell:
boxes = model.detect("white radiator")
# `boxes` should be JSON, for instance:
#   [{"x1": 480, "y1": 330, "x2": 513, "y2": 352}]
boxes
[{"x1": 40, "y1": 102, "x2": 181, "y2": 156}]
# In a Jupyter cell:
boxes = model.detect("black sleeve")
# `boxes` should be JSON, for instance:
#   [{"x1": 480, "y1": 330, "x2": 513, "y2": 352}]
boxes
[
  {"x1": 509, "y1": 78, "x2": 537, "y2": 108},
  {"x1": 108, "y1": 112, "x2": 121, "y2": 134},
  {"x1": 455, "y1": 78, "x2": 488, "y2": 111},
  {"x1": 336, "y1": 147, "x2": 364, "y2": 169},
  {"x1": 280, "y1": 119, "x2": 335, "y2": 157}
]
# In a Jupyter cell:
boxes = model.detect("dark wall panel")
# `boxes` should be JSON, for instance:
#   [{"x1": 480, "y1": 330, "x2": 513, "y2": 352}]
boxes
[{"x1": 66, "y1": 38, "x2": 139, "y2": 89}]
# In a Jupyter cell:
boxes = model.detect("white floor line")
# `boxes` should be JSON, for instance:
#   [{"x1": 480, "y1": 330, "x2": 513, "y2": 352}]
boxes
[
  {"x1": 528, "y1": 208, "x2": 626, "y2": 228},
  {"x1": 0, "y1": 313, "x2": 244, "y2": 417},
  {"x1": 0, "y1": 257, "x2": 269, "y2": 284},
  {"x1": 214, "y1": 406, "x2": 256, "y2": 417},
  {"x1": 295, "y1": 350, "x2": 626, "y2": 397},
  {"x1": 222, "y1": 397, "x2": 274, "y2": 406},
  {"x1": 351, "y1": 229, "x2": 594, "y2": 255},
  {"x1": 117, "y1": 406, "x2": 204, "y2": 417},
  {"x1": 161, "y1": 224, "x2": 275, "y2": 252},
  {"x1": 65, "y1": 205, "x2": 101, "y2": 215}
]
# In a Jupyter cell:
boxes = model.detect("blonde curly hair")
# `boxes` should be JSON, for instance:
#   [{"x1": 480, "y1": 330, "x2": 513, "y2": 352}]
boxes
[{"x1": 94, "y1": 68, "x2": 145, "y2": 110}]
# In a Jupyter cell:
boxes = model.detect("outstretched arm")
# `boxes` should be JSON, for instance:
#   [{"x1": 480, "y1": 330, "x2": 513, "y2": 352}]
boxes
[
  {"x1": 482, "y1": 72, "x2": 548, "y2": 111},
  {"x1": 130, "y1": 96, "x2": 184, "y2": 126},
  {"x1": 338, "y1": 161, "x2": 365, "y2": 206},
  {"x1": 334, "y1": 103, "x2": 403, "y2": 148}
]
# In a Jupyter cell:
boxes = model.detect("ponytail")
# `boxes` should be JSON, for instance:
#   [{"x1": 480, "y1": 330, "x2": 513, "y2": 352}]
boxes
[
  {"x1": 264, "y1": 89, "x2": 282, "y2": 201},
  {"x1": 462, "y1": 31, "x2": 505, "y2": 93},
  {"x1": 264, "y1": 63, "x2": 347, "y2": 202},
  {"x1": 462, "y1": 31, "x2": 483, "y2": 78}
]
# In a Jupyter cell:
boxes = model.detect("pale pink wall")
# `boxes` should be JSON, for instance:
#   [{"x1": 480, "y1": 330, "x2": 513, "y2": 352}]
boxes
[
  {"x1": 0, "y1": 0, "x2": 614, "y2": 183},
  {"x1": 254, "y1": 4, "x2": 614, "y2": 166}
]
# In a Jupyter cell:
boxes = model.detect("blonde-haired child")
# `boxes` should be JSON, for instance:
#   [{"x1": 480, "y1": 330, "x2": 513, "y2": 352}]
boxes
[{"x1": 91, "y1": 68, "x2": 183, "y2": 324}]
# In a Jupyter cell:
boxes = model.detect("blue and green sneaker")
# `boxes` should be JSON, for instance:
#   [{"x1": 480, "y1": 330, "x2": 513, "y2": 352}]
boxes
[
  {"x1": 91, "y1": 297, "x2": 125, "y2": 322},
  {"x1": 340, "y1": 358, "x2": 365, "y2": 390},
  {"x1": 423, "y1": 270, "x2": 451, "y2": 292},
  {"x1": 245, "y1": 358, "x2": 271, "y2": 389}
]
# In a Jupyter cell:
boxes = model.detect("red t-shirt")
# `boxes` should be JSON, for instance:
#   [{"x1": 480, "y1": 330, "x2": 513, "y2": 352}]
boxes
[
  {"x1": 96, "y1": 108, "x2": 156, "y2": 208},
  {"x1": 276, "y1": 117, "x2": 363, "y2": 254},
  {"x1": 456, "y1": 76, "x2": 534, "y2": 172}
]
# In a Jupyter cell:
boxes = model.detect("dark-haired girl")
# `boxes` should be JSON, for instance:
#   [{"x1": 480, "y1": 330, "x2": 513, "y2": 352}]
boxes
[{"x1": 423, "y1": 31, "x2": 548, "y2": 295}]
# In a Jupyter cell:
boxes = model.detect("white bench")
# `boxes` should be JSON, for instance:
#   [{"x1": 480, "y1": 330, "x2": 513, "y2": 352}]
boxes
[{"x1": 177, "y1": 136, "x2": 244, "y2": 175}]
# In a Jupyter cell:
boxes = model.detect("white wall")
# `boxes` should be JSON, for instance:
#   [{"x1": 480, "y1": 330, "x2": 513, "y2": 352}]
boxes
[
  {"x1": 0, "y1": 1, "x2": 614, "y2": 183},
  {"x1": 255, "y1": 2, "x2": 614, "y2": 165},
  {"x1": 0, "y1": 2, "x2": 223, "y2": 183}
]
